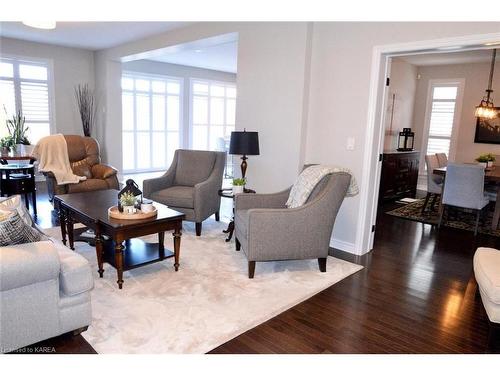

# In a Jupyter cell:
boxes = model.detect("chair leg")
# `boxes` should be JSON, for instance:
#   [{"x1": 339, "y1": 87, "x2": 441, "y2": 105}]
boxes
[
  {"x1": 474, "y1": 209, "x2": 481, "y2": 236},
  {"x1": 430, "y1": 194, "x2": 438, "y2": 211},
  {"x1": 421, "y1": 193, "x2": 431, "y2": 213},
  {"x1": 318, "y1": 258, "x2": 327, "y2": 272},
  {"x1": 72, "y1": 326, "x2": 89, "y2": 336},
  {"x1": 235, "y1": 237, "x2": 241, "y2": 251},
  {"x1": 248, "y1": 261, "x2": 256, "y2": 279},
  {"x1": 215, "y1": 211, "x2": 220, "y2": 221},
  {"x1": 438, "y1": 204, "x2": 446, "y2": 228},
  {"x1": 195, "y1": 222, "x2": 202, "y2": 236}
]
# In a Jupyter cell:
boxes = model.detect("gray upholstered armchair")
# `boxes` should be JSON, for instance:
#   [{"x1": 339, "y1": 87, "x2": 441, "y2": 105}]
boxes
[
  {"x1": 143, "y1": 149, "x2": 226, "y2": 236},
  {"x1": 234, "y1": 170, "x2": 351, "y2": 278}
]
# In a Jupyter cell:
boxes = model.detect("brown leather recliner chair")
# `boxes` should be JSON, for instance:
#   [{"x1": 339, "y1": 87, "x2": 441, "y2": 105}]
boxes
[{"x1": 44, "y1": 135, "x2": 119, "y2": 202}]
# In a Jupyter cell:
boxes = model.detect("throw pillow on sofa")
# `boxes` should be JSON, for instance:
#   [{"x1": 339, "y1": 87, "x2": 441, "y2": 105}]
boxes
[
  {"x1": 0, "y1": 211, "x2": 44, "y2": 246},
  {"x1": 0, "y1": 195, "x2": 35, "y2": 227}
]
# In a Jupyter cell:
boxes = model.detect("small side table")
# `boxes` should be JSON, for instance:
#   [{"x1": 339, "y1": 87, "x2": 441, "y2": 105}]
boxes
[
  {"x1": 0, "y1": 163, "x2": 37, "y2": 216},
  {"x1": 218, "y1": 187, "x2": 255, "y2": 242}
]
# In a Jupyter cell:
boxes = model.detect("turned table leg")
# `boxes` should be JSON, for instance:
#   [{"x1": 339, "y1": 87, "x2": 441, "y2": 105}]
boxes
[
  {"x1": 159, "y1": 231, "x2": 165, "y2": 260},
  {"x1": 173, "y1": 227, "x2": 182, "y2": 271},
  {"x1": 59, "y1": 208, "x2": 67, "y2": 246},
  {"x1": 95, "y1": 225, "x2": 104, "y2": 278},
  {"x1": 67, "y1": 215, "x2": 75, "y2": 250},
  {"x1": 114, "y1": 240, "x2": 124, "y2": 289}
]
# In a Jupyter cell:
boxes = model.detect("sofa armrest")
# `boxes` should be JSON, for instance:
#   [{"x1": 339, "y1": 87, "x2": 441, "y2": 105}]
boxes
[
  {"x1": 50, "y1": 239, "x2": 93, "y2": 296},
  {"x1": 0, "y1": 241, "x2": 60, "y2": 292},
  {"x1": 143, "y1": 168, "x2": 176, "y2": 198},
  {"x1": 235, "y1": 188, "x2": 291, "y2": 210},
  {"x1": 92, "y1": 164, "x2": 118, "y2": 180}
]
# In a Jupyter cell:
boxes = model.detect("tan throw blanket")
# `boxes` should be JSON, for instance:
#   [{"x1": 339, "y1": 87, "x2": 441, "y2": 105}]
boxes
[
  {"x1": 32, "y1": 134, "x2": 87, "y2": 185},
  {"x1": 286, "y1": 165, "x2": 359, "y2": 208}
]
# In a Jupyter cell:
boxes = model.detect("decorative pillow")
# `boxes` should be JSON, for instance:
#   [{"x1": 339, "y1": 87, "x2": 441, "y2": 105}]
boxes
[
  {"x1": 286, "y1": 165, "x2": 358, "y2": 208},
  {"x1": 0, "y1": 211, "x2": 44, "y2": 246},
  {"x1": 0, "y1": 195, "x2": 35, "y2": 227}
]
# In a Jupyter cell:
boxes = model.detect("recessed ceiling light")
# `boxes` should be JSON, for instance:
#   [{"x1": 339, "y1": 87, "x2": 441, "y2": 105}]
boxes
[
  {"x1": 22, "y1": 21, "x2": 56, "y2": 30},
  {"x1": 194, "y1": 49, "x2": 203, "y2": 53}
]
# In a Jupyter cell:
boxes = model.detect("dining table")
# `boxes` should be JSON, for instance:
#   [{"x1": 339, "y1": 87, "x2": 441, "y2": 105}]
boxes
[{"x1": 433, "y1": 165, "x2": 500, "y2": 229}]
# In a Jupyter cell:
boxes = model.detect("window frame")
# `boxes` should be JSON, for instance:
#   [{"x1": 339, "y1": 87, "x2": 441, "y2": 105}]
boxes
[
  {"x1": 121, "y1": 71, "x2": 184, "y2": 173},
  {"x1": 188, "y1": 78, "x2": 236, "y2": 151},
  {"x1": 420, "y1": 78, "x2": 465, "y2": 175},
  {"x1": 0, "y1": 54, "x2": 56, "y2": 140}
]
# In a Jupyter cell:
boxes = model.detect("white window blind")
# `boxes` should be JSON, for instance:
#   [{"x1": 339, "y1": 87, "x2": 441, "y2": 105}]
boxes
[
  {"x1": 190, "y1": 79, "x2": 236, "y2": 151},
  {"x1": 425, "y1": 85, "x2": 458, "y2": 157},
  {"x1": 0, "y1": 58, "x2": 52, "y2": 144},
  {"x1": 121, "y1": 72, "x2": 182, "y2": 173}
]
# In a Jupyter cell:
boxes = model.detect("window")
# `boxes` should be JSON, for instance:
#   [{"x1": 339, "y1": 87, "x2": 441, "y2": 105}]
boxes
[
  {"x1": 423, "y1": 82, "x2": 463, "y2": 162},
  {"x1": 190, "y1": 79, "x2": 236, "y2": 151},
  {"x1": 121, "y1": 73, "x2": 182, "y2": 172},
  {"x1": 0, "y1": 58, "x2": 53, "y2": 144}
]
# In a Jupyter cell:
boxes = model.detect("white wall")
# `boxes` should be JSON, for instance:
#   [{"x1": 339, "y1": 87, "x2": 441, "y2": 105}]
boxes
[
  {"x1": 0, "y1": 37, "x2": 95, "y2": 137},
  {"x1": 92, "y1": 22, "x2": 500, "y2": 254},
  {"x1": 304, "y1": 22, "x2": 500, "y2": 252},
  {"x1": 412, "y1": 61, "x2": 500, "y2": 164},
  {"x1": 95, "y1": 22, "x2": 311, "y2": 192},
  {"x1": 383, "y1": 58, "x2": 418, "y2": 150},
  {"x1": 122, "y1": 59, "x2": 236, "y2": 151}
]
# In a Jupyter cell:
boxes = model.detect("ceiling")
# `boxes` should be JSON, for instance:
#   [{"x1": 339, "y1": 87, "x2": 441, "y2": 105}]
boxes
[
  {"x1": 397, "y1": 48, "x2": 497, "y2": 66},
  {"x1": 146, "y1": 40, "x2": 238, "y2": 73},
  {"x1": 0, "y1": 22, "x2": 191, "y2": 50}
]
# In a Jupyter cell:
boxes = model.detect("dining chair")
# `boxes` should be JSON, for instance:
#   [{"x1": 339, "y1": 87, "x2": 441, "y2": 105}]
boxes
[
  {"x1": 435, "y1": 153, "x2": 448, "y2": 167},
  {"x1": 438, "y1": 163, "x2": 490, "y2": 236},
  {"x1": 422, "y1": 155, "x2": 443, "y2": 213}
]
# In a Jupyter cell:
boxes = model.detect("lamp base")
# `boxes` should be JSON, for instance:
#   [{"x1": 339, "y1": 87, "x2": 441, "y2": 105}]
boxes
[{"x1": 240, "y1": 155, "x2": 248, "y2": 179}]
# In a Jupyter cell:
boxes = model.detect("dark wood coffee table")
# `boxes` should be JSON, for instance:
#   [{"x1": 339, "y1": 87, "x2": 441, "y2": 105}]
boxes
[{"x1": 54, "y1": 190, "x2": 185, "y2": 289}]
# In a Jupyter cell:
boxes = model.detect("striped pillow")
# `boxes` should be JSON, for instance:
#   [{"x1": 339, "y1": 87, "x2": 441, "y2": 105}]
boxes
[{"x1": 0, "y1": 211, "x2": 44, "y2": 246}]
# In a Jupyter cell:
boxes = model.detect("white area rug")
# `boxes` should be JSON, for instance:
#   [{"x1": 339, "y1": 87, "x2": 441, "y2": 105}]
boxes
[{"x1": 45, "y1": 220, "x2": 362, "y2": 354}]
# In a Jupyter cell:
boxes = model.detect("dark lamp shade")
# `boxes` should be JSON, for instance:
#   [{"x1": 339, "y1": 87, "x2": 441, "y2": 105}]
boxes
[{"x1": 229, "y1": 131, "x2": 260, "y2": 156}]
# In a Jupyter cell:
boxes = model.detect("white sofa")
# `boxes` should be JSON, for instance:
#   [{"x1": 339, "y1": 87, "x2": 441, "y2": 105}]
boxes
[
  {"x1": 0, "y1": 198, "x2": 93, "y2": 353},
  {"x1": 473, "y1": 247, "x2": 500, "y2": 347}
]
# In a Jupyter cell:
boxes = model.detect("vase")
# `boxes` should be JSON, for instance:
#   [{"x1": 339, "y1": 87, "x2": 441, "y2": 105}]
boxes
[
  {"x1": 478, "y1": 162, "x2": 488, "y2": 168},
  {"x1": 232, "y1": 186, "x2": 244, "y2": 195},
  {"x1": 487, "y1": 161, "x2": 493, "y2": 168}
]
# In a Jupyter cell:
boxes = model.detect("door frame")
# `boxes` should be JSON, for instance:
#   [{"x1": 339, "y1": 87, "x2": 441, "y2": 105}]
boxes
[{"x1": 357, "y1": 32, "x2": 500, "y2": 254}]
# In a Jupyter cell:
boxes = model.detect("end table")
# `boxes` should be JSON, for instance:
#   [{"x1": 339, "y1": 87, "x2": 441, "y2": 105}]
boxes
[
  {"x1": 218, "y1": 187, "x2": 255, "y2": 242},
  {"x1": 0, "y1": 163, "x2": 37, "y2": 216}
]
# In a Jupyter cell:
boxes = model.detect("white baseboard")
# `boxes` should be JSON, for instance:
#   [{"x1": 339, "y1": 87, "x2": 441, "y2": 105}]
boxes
[{"x1": 330, "y1": 238, "x2": 357, "y2": 254}]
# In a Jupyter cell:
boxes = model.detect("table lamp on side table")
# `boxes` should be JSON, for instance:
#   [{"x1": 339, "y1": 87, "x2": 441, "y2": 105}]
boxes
[{"x1": 229, "y1": 129, "x2": 260, "y2": 180}]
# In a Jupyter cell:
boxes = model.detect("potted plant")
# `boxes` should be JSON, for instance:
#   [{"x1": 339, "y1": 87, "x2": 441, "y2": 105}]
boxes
[
  {"x1": 476, "y1": 154, "x2": 490, "y2": 168},
  {"x1": 486, "y1": 153, "x2": 496, "y2": 168},
  {"x1": 5, "y1": 109, "x2": 31, "y2": 155},
  {"x1": 232, "y1": 178, "x2": 246, "y2": 195},
  {"x1": 75, "y1": 83, "x2": 97, "y2": 137},
  {"x1": 119, "y1": 191, "x2": 137, "y2": 214},
  {"x1": 0, "y1": 136, "x2": 15, "y2": 156}
]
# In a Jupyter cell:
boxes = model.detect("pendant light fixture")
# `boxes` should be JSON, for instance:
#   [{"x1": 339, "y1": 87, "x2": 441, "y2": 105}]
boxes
[{"x1": 475, "y1": 49, "x2": 497, "y2": 119}]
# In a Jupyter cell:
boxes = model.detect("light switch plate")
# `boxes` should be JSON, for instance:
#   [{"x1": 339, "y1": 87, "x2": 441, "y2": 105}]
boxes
[{"x1": 346, "y1": 137, "x2": 355, "y2": 150}]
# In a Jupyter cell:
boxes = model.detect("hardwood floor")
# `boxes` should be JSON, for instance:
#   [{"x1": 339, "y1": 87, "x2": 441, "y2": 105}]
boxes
[{"x1": 14, "y1": 186, "x2": 500, "y2": 353}]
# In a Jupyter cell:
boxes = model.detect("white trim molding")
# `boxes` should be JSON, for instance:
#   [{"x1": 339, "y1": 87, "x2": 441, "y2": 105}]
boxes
[
  {"x1": 355, "y1": 31, "x2": 500, "y2": 256},
  {"x1": 330, "y1": 238, "x2": 356, "y2": 254}
]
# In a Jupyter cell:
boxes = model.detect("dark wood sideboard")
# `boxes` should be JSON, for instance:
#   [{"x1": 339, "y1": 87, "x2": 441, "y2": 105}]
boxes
[{"x1": 379, "y1": 150, "x2": 420, "y2": 202}]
